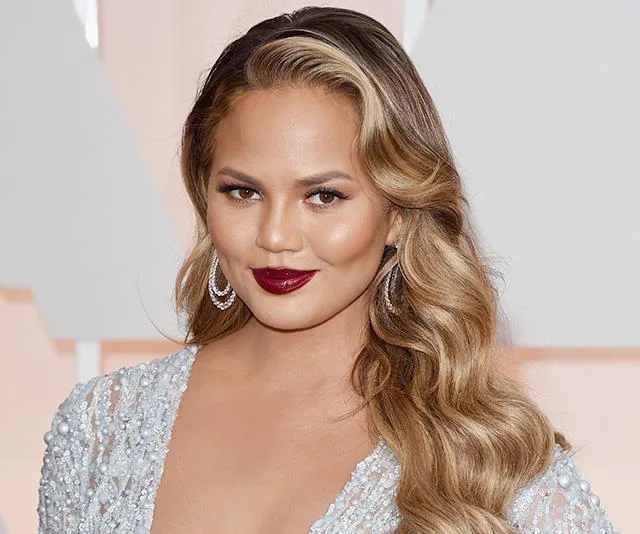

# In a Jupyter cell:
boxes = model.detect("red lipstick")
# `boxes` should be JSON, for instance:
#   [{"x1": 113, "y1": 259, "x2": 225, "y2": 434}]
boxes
[{"x1": 251, "y1": 267, "x2": 318, "y2": 295}]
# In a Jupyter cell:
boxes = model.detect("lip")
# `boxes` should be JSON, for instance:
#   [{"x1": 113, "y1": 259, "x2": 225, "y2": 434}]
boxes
[{"x1": 251, "y1": 267, "x2": 318, "y2": 295}]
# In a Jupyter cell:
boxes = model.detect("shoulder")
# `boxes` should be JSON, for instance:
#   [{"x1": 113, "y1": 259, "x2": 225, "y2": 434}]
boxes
[
  {"x1": 44, "y1": 344, "x2": 199, "y2": 439},
  {"x1": 38, "y1": 345, "x2": 200, "y2": 531},
  {"x1": 41, "y1": 344, "x2": 200, "y2": 453},
  {"x1": 507, "y1": 444, "x2": 618, "y2": 533},
  {"x1": 53, "y1": 344, "x2": 197, "y2": 410}
]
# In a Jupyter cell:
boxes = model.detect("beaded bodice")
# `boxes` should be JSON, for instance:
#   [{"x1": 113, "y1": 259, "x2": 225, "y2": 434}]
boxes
[{"x1": 38, "y1": 345, "x2": 617, "y2": 533}]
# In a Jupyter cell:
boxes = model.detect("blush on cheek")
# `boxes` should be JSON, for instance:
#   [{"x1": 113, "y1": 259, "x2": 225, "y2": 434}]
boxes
[
  {"x1": 206, "y1": 212, "x2": 232, "y2": 261},
  {"x1": 206, "y1": 204, "x2": 257, "y2": 282},
  {"x1": 308, "y1": 215, "x2": 386, "y2": 266}
]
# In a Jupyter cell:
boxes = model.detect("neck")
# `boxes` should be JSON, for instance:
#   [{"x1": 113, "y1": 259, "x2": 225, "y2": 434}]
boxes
[{"x1": 225, "y1": 294, "x2": 370, "y2": 393}]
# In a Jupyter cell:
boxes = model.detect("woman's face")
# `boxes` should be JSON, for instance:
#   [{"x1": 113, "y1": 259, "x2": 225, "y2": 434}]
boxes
[{"x1": 207, "y1": 85, "x2": 401, "y2": 331}]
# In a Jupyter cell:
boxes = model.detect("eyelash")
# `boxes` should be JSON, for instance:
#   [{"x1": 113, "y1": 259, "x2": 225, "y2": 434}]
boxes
[{"x1": 216, "y1": 183, "x2": 349, "y2": 208}]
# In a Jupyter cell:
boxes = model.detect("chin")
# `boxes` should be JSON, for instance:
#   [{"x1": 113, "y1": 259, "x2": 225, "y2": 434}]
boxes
[{"x1": 250, "y1": 303, "x2": 335, "y2": 332}]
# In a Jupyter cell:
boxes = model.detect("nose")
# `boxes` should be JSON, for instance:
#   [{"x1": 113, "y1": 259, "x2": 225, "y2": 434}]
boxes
[{"x1": 254, "y1": 198, "x2": 303, "y2": 253}]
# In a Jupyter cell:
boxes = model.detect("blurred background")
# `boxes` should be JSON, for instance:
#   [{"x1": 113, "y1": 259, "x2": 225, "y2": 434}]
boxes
[{"x1": 0, "y1": 0, "x2": 638, "y2": 532}]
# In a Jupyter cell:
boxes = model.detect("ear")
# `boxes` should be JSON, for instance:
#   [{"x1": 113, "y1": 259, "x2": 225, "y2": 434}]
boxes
[{"x1": 385, "y1": 207, "x2": 403, "y2": 247}]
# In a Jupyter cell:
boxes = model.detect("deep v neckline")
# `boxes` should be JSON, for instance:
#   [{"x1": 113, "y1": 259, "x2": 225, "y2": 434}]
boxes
[{"x1": 148, "y1": 344, "x2": 387, "y2": 534}]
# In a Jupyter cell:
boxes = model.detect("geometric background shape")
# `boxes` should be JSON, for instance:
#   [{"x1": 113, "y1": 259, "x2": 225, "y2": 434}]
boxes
[
  {"x1": 0, "y1": 0, "x2": 184, "y2": 340},
  {"x1": 412, "y1": 0, "x2": 640, "y2": 345}
]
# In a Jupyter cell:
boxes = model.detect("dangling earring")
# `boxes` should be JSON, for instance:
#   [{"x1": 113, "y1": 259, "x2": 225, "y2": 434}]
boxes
[
  {"x1": 208, "y1": 249, "x2": 236, "y2": 310},
  {"x1": 384, "y1": 242, "x2": 400, "y2": 314}
]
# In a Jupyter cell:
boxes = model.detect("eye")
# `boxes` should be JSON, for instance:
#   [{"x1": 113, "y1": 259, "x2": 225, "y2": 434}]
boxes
[
  {"x1": 216, "y1": 183, "x2": 260, "y2": 202},
  {"x1": 232, "y1": 187, "x2": 259, "y2": 201},
  {"x1": 306, "y1": 188, "x2": 349, "y2": 207}
]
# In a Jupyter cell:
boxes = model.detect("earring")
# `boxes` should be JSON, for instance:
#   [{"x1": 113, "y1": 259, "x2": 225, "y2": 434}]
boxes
[
  {"x1": 208, "y1": 249, "x2": 236, "y2": 310},
  {"x1": 384, "y1": 242, "x2": 400, "y2": 314}
]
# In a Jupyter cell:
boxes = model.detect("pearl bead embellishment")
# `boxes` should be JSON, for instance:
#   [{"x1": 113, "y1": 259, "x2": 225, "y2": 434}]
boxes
[
  {"x1": 56, "y1": 421, "x2": 70, "y2": 435},
  {"x1": 558, "y1": 473, "x2": 572, "y2": 488}
]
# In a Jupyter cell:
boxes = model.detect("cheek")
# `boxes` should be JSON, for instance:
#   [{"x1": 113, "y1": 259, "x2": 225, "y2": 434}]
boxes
[
  {"x1": 309, "y1": 208, "x2": 387, "y2": 265},
  {"x1": 207, "y1": 201, "x2": 254, "y2": 257}
]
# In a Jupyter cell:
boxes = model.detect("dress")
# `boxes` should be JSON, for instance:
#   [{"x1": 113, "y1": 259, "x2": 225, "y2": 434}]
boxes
[{"x1": 37, "y1": 345, "x2": 618, "y2": 533}]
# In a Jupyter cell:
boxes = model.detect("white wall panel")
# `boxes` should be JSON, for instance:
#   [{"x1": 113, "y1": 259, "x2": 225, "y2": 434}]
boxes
[{"x1": 409, "y1": 0, "x2": 640, "y2": 345}]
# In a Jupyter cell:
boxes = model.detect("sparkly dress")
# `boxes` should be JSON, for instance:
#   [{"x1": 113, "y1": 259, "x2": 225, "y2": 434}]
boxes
[{"x1": 38, "y1": 345, "x2": 618, "y2": 533}]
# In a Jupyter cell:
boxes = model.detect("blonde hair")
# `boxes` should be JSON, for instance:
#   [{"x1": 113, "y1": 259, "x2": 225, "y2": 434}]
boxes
[{"x1": 173, "y1": 6, "x2": 570, "y2": 532}]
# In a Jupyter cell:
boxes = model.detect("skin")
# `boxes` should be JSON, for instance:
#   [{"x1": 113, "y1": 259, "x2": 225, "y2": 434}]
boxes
[{"x1": 150, "y1": 86, "x2": 402, "y2": 534}]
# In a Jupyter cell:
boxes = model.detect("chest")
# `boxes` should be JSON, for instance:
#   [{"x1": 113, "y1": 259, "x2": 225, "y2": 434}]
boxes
[
  {"x1": 148, "y1": 375, "x2": 384, "y2": 534},
  {"x1": 74, "y1": 350, "x2": 402, "y2": 534},
  {"x1": 145, "y1": 437, "x2": 402, "y2": 534}
]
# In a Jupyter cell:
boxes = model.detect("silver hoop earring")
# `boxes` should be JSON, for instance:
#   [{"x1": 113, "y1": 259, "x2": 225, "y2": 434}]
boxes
[
  {"x1": 208, "y1": 249, "x2": 236, "y2": 310},
  {"x1": 384, "y1": 264, "x2": 398, "y2": 313},
  {"x1": 384, "y1": 263, "x2": 399, "y2": 314}
]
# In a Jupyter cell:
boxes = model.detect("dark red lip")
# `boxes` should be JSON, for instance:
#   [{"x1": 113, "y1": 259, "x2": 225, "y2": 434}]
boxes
[{"x1": 251, "y1": 267, "x2": 318, "y2": 295}]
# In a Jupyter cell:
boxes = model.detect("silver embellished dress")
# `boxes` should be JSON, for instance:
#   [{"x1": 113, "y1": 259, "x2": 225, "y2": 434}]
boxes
[{"x1": 38, "y1": 345, "x2": 618, "y2": 533}]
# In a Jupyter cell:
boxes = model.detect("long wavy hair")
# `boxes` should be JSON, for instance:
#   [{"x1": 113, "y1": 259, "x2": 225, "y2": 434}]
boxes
[{"x1": 172, "y1": 6, "x2": 569, "y2": 533}]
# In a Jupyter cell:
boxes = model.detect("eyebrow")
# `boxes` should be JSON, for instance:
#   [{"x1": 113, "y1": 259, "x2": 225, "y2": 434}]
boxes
[{"x1": 216, "y1": 166, "x2": 353, "y2": 187}]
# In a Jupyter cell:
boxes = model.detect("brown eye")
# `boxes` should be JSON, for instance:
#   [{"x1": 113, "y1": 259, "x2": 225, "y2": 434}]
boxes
[
  {"x1": 318, "y1": 192, "x2": 336, "y2": 204},
  {"x1": 307, "y1": 188, "x2": 348, "y2": 207},
  {"x1": 216, "y1": 183, "x2": 260, "y2": 201},
  {"x1": 237, "y1": 188, "x2": 255, "y2": 200}
]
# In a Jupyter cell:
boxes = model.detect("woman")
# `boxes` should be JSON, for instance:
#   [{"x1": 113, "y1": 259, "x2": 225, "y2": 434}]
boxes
[{"x1": 38, "y1": 6, "x2": 616, "y2": 533}]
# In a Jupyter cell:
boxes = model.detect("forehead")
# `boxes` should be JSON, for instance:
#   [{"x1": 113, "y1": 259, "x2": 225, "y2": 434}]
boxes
[{"x1": 213, "y1": 86, "x2": 363, "y2": 177}]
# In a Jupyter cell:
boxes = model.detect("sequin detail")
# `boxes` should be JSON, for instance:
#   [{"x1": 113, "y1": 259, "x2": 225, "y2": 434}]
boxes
[
  {"x1": 508, "y1": 444, "x2": 619, "y2": 533},
  {"x1": 38, "y1": 345, "x2": 617, "y2": 533}
]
